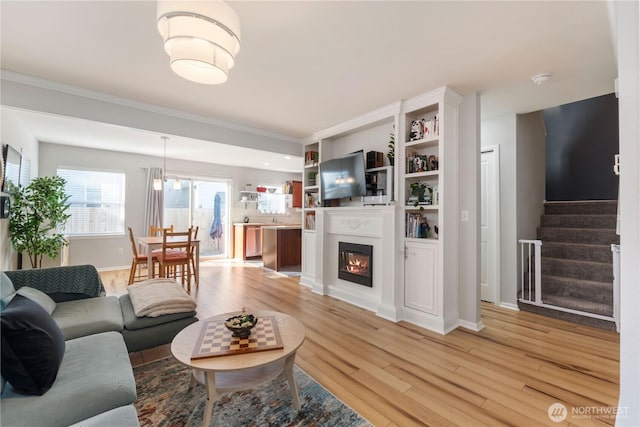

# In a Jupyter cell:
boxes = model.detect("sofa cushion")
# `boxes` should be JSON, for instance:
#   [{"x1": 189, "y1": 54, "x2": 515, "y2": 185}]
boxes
[
  {"x1": 0, "y1": 272, "x2": 16, "y2": 308},
  {"x1": 15, "y1": 286, "x2": 57, "y2": 314},
  {"x1": 1, "y1": 295, "x2": 66, "y2": 395},
  {"x1": 52, "y1": 296, "x2": 123, "y2": 340},
  {"x1": 119, "y1": 293, "x2": 195, "y2": 331},
  {"x1": 68, "y1": 405, "x2": 140, "y2": 427},
  {"x1": 0, "y1": 332, "x2": 136, "y2": 427}
]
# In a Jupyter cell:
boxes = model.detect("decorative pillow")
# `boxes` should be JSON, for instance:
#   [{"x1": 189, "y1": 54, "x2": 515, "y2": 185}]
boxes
[
  {"x1": 1, "y1": 294, "x2": 66, "y2": 395},
  {"x1": 16, "y1": 286, "x2": 57, "y2": 315}
]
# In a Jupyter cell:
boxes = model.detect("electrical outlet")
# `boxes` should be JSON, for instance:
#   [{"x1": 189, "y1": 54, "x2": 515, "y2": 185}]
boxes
[
  {"x1": 118, "y1": 248, "x2": 124, "y2": 254},
  {"x1": 460, "y1": 210, "x2": 469, "y2": 222}
]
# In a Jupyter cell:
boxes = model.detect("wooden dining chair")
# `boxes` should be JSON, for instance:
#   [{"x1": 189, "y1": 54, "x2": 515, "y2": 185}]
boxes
[
  {"x1": 149, "y1": 224, "x2": 174, "y2": 237},
  {"x1": 189, "y1": 226, "x2": 199, "y2": 287},
  {"x1": 127, "y1": 227, "x2": 157, "y2": 285},
  {"x1": 157, "y1": 227, "x2": 193, "y2": 291}
]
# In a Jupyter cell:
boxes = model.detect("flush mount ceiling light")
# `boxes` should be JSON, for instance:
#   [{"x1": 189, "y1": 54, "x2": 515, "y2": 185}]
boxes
[
  {"x1": 531, "y1": 73, "x2": 551, "y2": 85},
  {"x1": 157, "y1": 0, "x2": 241, "y2": 84}
]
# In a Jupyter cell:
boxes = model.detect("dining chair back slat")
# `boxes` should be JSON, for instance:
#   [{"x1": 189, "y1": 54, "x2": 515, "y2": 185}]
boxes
[
  {"x1": 157, "y1": 227, "x2": 193, "y2": 291},
  {"x1": 149, "y1": 224, "x2": 174, "y2": 237},
  {"x1": 127, "y1": 227, "x2": 156, "y2": 284}
]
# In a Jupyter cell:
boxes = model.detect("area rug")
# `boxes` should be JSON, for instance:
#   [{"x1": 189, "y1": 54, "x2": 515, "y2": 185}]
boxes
[{"x1": 134, "y1": 357, "x2": 372, "y2": 427}]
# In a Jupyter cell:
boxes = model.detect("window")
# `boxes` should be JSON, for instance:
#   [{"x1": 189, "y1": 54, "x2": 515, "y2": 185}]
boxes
[
  {"x1": 57, "y1": 168, "x2": 125, "y2": 236},
  {"x1": 257, "y1": 186, "x2": 286, "y2": 215}
]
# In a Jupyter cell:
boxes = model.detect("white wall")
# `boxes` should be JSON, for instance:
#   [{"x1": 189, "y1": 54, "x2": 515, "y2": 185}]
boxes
[
  {"x1": 516, "y1": 111, "x2": 546, "y2": 283},
  {"x1": 458, "y1": 92, "x2": 482, "y2": 328},
  {"x1": 39, "y1": 143, "x2": 301, "y2": 269},
  {"x1": 1, "y1": 108, "x2": 40, "y2": 270},
  {"x1": 481, "y1": 114, "x2": 518, "y2": 307},
  {"x1": 614, "y1": 0, "x2": 640, "y2": 424}
]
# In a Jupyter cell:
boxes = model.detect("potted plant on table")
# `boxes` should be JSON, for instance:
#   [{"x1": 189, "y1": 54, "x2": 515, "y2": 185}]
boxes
[
  {"x1": 409, "y1": 182, "x2": 432, "y2": 211},
  {"x1": 9, "y1": 176, "x2": 71, "y2": 268}
]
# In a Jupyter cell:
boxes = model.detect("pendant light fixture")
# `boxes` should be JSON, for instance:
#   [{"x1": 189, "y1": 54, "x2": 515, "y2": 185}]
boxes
[
  {"x1": 153, "y1": 136, "x2": 169, "y2": 191},
  {"x1": 157, "y1": 0, "x2": 241, "y2": 84}
]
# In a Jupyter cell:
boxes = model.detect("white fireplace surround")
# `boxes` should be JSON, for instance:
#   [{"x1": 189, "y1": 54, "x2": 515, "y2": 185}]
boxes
[{"x1": 301, "y1": 206, "x2": 399, "y2": 321}]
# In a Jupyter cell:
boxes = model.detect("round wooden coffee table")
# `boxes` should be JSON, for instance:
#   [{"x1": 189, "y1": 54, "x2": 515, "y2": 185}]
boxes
[{"x1": 171, "y1": 310, "x2": 306, "y2": 427}]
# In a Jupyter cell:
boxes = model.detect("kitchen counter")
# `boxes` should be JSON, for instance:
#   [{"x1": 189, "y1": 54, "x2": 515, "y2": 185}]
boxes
[
  {"x1": 261, "y1": 225, "x2": 303, "y2": 230},
  {"x1": 233, "y1": 223, "x2": 300, "y2": 226},
  {"x1": 262, "y1": 226, "x2": 302, "y2": 272},
  {"x1": 232, "y1": 223, "x2": 302, "y2": 261}
]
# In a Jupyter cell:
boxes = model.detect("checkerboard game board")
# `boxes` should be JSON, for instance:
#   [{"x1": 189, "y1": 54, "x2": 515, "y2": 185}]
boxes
[{"x1": 191, "y1": 316, "x2": 283, "y2": 360}]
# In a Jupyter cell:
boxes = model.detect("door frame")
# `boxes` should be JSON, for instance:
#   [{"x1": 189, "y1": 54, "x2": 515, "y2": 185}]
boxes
[
  {"x1": 481, "y1": 145, "x2": 501, "y2": 305},
  {"x1": 164, "y1": 174, "x2": 232, "y2": 259}
]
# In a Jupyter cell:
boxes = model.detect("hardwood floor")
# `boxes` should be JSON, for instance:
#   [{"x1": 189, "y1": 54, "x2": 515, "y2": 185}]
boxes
[{"x1": 101, "y1": 260, "x2": 620, "y2": 426}]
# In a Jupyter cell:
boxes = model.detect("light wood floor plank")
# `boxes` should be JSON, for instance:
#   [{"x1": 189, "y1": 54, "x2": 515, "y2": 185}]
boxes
[{"x1": 100, "y1": 262, "x2": 620, "y2": 426}]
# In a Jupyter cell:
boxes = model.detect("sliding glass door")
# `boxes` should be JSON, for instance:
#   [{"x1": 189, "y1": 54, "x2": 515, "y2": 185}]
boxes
[{"x1": 164, "y1": 178, "x2": 229, "y2": 258}]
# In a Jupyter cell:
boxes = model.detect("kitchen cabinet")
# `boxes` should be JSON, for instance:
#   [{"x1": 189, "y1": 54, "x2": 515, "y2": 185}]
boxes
[
  {"x1": 291, "y1": 180, "x2": 302, "y2": 208},
  {"x1": 262, "y1": 226, "x2": 302, "y2": 272},
  {"x1": 233, "y1": 224, "x2": 263, "y2": 260}
]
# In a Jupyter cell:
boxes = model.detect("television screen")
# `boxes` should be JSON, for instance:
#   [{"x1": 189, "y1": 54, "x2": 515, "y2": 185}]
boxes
[
  {"x1": 2, "y1": 144, "x2": 21, "y2": 193},
  {"x1": 319, "y1": 151, "x2": 366, "y2": 201}
]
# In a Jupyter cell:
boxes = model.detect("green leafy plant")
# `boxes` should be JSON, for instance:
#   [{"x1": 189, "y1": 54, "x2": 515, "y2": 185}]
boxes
[
  {"x1": 410, "y1": 182, "x2": 432, "y2": 211},
  {"x1": 9, "y1": 176, "x2": 71, "y2": 268},
  {"x1": 387, "y1": 131, "x2": 395, "y2": 166}
]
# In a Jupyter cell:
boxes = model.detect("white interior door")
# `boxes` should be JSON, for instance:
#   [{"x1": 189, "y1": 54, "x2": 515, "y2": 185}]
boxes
[{"x1": 481, "y1": 148, "x2": 499, "y2": 303}]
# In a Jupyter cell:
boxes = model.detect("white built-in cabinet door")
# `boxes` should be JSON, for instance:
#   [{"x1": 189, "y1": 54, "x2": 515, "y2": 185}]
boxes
[
  {"x1": 302, "y1": 232, "x2": 316, "y2": 277},
  {"x1": 404, "y1": 240, "x2": 439, "y2": 315}
]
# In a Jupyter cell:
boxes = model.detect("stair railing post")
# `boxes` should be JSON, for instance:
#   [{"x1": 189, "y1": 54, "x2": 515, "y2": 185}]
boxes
[
  {"x1": 612, "y1": 244, "x2": 620, "y2": 333},
  {"x1": 534, "y1": 240, "x2": 542, "y2": 304}
]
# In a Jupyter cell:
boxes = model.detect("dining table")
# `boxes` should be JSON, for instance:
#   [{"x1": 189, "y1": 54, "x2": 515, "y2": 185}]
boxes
[{"x1": 137, "y1": 235, "x2": 200, "y2": 285}]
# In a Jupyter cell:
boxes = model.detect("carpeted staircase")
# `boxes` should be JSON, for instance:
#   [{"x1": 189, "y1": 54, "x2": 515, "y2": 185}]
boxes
[{"x1": 519, "y1": 200, "x2": 619, "y2": 330}]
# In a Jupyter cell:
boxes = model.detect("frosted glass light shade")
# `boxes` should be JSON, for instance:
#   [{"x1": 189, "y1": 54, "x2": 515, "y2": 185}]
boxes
[
  {"x1": 157, "y1": 1, "x2": 241, "y2": 84},
  {"x1": 153, "y1": 178, "x2": 163, "y2": 191}
]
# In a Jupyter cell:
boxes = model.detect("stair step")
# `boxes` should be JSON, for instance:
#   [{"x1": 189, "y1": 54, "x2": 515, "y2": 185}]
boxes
[
  {"x1": 521, "y1": 274, "x2": 613, "y2": 305},
  {"x1": 542, "y1": 242, "x2": 614, "y2": 263},
  {"x1": 541, "y1": 294, "x2": 613, "y2": 317},
  {"x1": 541, "y1": 257, "x2": 613, "y2": 282},
  {"x1": 544, "y1": 200, "x2": 618, "y2": 215},
  {"x1": 542, "y1": 274, "x2": 612, "y2": 305},
  {"x1": 517, "y1": 299, "x2": 615, "y2": 331},
  {"x1": 540, "y1": 214, "x2": 617, "y2": 229},
  {"x1": 537, "y1": 227, "x2": 620, "y2": 245}
]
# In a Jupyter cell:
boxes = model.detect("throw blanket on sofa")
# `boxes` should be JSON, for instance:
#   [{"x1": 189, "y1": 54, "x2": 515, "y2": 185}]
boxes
[{"x1": 127, "y1": 279, "x2": 196, "y2": 318}]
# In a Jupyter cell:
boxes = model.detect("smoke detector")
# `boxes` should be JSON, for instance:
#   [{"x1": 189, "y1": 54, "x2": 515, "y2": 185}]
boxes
[{"x1": 531, "y1": 73, "x2": 551, "y2": 85}]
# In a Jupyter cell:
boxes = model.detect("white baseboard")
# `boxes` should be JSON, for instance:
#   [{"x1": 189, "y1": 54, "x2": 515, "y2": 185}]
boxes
[
  {"x1": 499, "y1": 302, "x2": 520, "y2": 311},
  {"x1": 96, "y1": 265, "x2": 130, "y2": 272},
  {"x1": 458, "y1": 319, "x2": 486, "y2": 332}
]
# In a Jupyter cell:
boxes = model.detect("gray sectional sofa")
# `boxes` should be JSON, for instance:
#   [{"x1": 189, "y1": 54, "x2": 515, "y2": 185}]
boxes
[{"x1": 0, "y1": 265, "x2": 198, "y2": 427}]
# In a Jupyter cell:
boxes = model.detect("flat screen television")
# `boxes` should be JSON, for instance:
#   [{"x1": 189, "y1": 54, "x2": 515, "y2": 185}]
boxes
[
  {"x1": 319, "y1": 151, "x2": 367, "y2": 201},
  {"x1": 2, "y1": 144, "x2": 21, "y2": 193}
]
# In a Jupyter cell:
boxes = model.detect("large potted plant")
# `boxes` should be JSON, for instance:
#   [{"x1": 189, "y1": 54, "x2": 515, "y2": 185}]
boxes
[{"x1": 9, "y1": 176, "x2": 71, "y2": 268}]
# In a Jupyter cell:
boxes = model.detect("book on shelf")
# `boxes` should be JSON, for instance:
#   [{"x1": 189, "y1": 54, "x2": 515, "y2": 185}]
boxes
[
  {"x1": 305, "y1": 151, "x2": 319, "y2": 166},
  {"x1": 305, "y1": 212, "x2": 316, "y2": 230},
  {"x1": 305, "y1": 192, "x2": 318, "y2": 208},
  {"x1": 405, "y1": 212, "x2": 433, "y2": 239}
]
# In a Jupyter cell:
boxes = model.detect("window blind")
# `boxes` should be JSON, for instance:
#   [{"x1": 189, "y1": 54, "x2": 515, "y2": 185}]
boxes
[{"x1": 57, "y1": 168, "x2": 126, "y2": 236}]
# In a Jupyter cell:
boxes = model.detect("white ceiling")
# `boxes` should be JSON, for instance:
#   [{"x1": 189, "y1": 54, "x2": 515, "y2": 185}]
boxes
[{"x1": 0, "y1": 1, "x2": 617, "y2": 171}]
